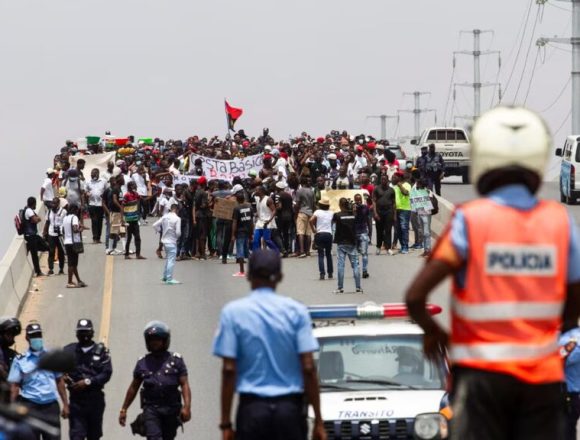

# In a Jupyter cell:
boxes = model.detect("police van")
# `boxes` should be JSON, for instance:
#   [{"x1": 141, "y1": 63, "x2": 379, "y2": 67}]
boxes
[
  {"x1": 308, "y1": 302, "x2": 448, "y2": 440},
  {"x1": 555, "y1": 135, "x2": 580, "y2": 205},
  {"x1": 412, "y1": 127, "x2": 471, "y2": 183}
]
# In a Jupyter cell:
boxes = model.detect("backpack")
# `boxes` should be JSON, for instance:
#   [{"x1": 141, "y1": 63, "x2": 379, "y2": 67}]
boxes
[{"x1": 14, "y1": 207, "x2": 26, "y2": 235}]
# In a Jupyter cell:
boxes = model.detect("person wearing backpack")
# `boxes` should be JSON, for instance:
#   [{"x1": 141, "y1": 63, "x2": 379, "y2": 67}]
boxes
[{"x1": 22, "y1": 197, "x2": 43, "y2": 277}]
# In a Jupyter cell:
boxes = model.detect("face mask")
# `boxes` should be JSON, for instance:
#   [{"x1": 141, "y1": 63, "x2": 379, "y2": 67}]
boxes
[{"x1": 30, "y1": 338, "x2": 43, "y2": 352}]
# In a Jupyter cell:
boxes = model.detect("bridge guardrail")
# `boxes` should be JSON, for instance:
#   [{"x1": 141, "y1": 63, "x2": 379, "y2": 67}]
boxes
[
  {"x1": 0, "y1": 234, "x2": 34, "y2": 317},
  {"x1": 431, "y1": 195, "x2": 455, "y2": 239}
]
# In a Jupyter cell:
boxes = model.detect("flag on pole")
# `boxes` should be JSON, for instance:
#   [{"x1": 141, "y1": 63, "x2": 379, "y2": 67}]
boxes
[{"x1": 225, "y1": 100, "x2": 243, "y2": 131}]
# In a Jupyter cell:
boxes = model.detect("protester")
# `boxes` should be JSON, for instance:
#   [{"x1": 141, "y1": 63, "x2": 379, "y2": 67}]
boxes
[
  {"x1": 393, "y1": 172, "x2": 412, "y2": 254},
  {"x1": 406, "y1": 107, "x2": 580, "y2": 439},
  {"x1": 103, "y1": 176, "x2": 124, "y2": 256},
  {"x1": 354, "y1": 193, "x2": 371, "y2": 278},
  {"x1": 231, "y1": 189, "x2": 253, "y2": 277},
  {"x1": 85, "y1": 168, "x2": 106, "y2": 244},
  {"x1": 40, "y1": 169, "x2": 56, "y2": 211},
  {"x1": 213, "y1": 249, "x2": 326, "y2": 440},
  {"x1": 43, "y1": 198, "x2": 66, "y2": 276},
  {"x1": 373, "y1": 174, "x2": 396, "y2": 256},
  {"x1": 332, "y1": 198, "x2": 362, "y2": 294},
  {"x1": 412, "y1": 178, "x2": 435, "y2": 257},
  {"x1": 295, "y1": 177, "x2": 315, "y2": 258},
  {"x1": 62, "y1": 204, "x2": 87, "y2": 288},
  {"x1": 23, "y1": 196, "x2": 44, "y2": 277},
  {"x1": 252, "y1": 185, "x2": 278, "y2": 252},
  {"x1": 153, "y1": 204, "x2": 182, "y2": 285},
  {"x1": 123, "y1": 181, "x2": 146, "y2": 260},
  {"x1": 309, "y1": 197, "x2": 334, "y2": 280}
]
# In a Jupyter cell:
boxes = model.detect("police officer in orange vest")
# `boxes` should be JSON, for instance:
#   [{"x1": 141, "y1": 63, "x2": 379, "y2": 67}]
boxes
[{"x1": 406, "y1": 106, "x2": 580, "y2": 440}]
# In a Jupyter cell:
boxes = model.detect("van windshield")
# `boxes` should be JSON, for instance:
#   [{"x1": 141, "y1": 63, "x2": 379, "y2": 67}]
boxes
[{"x1": 315, "y1": 334, "x2": 446, "y2": 391}]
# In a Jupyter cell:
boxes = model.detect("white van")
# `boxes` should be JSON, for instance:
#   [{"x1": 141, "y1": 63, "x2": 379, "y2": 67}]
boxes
[
  {"x1": 555, "y1": 135, "x2": 580, "y2": 205},
  {"x1": 412, "y1": 127, "x2": 471, "y2": 183}
]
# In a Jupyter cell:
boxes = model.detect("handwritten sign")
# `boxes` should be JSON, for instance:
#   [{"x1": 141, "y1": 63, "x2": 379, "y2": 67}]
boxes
[
  {"x1": 410, "y1": 189, "x2": 434, "y2": 211},
  {"x1": 213, "y1": 198, "x2": 237, "y2": 220}
]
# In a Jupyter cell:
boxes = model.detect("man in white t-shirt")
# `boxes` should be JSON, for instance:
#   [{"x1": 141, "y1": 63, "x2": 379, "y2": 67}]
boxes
[
  {"x1": 43, "y1": 197, "x2": 67, "y2": 275},
  {"x1": 40, "y1": 169, "x2": 56, "y2": 211},
  {"x1": 132, "y1": 166, "x2": 150, "y2": 223},
  {"x1": 153, "y1": 203, "x2": 182, "y2": 284},
  {"x1": 23, "y1": 197, "x2": 43, "y2": 276},
  {"x1": 85, "y1": 168, "x2": 107, "y2": 244}
]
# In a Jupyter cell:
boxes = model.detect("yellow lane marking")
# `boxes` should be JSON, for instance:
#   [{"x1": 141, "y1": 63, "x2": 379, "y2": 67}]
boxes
[{"x1": 98, "y1": 255, "x2": 115, "y2": 345}]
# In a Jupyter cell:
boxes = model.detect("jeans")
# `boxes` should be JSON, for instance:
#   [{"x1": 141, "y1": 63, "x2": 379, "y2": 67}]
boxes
[
  {"x1": 88, "y1": 205, "x2": 104, "y2": 241},
  {"x1": 252, "y1": 228, "x2": 279, "y2": 252},
  {"x1": 125, "y1": 221, "x2": 141, "y2": 256},
  {"x1": 396, "y1": 210, "x2": 411, "y2": 251},
  {"x1": 375, "y1": 210, "x2": 394, "y2": 249},
  {"x1": 47, "y1": 236, "x2": 65, "y2": 272},
  {"x1": 356, "y1": 233, "x2": 369, "y2": 273},
  {"x1": 420, "y1": 214, "x2": 432, "y2": 251},
  {"x1": 410, "y1": 211, "x2": 423, "y2": 246},
  {"x1": 314, "y1": 233, "x2": 333, "y2": 277},
  {"x1": 163, "y1": 243, "x2": 177, "y2": 281},
  {"x1": 337, "y1": 244, "x2": 360, "y2": 290}
]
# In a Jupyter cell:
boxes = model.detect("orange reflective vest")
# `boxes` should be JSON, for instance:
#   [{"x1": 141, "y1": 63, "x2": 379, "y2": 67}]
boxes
[{"x1": 450, "y1": 198, "x2": 570, "y2": 384}]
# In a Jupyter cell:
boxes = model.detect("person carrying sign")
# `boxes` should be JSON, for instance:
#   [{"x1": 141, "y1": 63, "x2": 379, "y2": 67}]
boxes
[{"x1": 410, "y1": 179, "x2": 437, "y2": 257}]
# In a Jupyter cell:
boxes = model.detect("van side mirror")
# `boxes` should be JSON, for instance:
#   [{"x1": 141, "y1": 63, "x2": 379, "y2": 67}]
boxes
[
  {"x1": 410, "y1": 139, "x2": 417, "y2": 145},
  {"x1": 555, "y1": 148, "x2": 563, "y2": 157}
]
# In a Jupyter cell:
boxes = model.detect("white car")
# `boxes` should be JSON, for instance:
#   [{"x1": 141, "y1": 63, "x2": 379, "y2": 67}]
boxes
[
  {"x1": 308, "y1": 302, "x2": 448, "y2": 440},
  {"x1": 555, "y1": 135, "x2": 580, "y2": 205}
]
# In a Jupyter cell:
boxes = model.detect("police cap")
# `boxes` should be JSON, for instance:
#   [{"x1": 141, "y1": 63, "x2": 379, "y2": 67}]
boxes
[
  {"x1": 25, "y1": 323, "x2": 42, "y2": 336},
  {"x1": 76, "y1": 319, "x2": 94, "y2": 332}
]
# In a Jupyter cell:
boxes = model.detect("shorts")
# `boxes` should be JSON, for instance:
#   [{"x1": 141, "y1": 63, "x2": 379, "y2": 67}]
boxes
[
  {"x1": 65, "y1": 244, "x2": 79, "y2": 267},
  {"x1": 110, "y1": 212, "x2": 123, "y2": 235},
  {"x1": 296, "y1": 212, "x2": 311, "y2": 236},
  {"x1": 236, "y1": 237, "x2": 250, "y2": 259}
]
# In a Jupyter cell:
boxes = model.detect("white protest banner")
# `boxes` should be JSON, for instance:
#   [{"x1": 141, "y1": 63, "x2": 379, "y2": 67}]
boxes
[
  {"x1": 191, "y1": 153, "x2": 263, "y2": 181},
  {"x1": 69, "y1": 152, "x2": 116, "y2": 177},
  {"x1": 410, "y1": 188, "x2": 434, "y2": 211}
]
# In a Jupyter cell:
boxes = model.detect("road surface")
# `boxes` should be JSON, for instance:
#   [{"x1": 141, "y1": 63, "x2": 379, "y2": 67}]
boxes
[{"x1": 14, "y1": 180, "x2": 579, "y2": 439}]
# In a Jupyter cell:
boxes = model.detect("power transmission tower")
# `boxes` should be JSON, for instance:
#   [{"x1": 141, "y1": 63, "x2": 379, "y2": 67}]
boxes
[
  {"x1": 398, "y1": 92, "x2": 437, "y2": 140},
  {"x1": 454, "y1": 29, "x2": 502, "y2": 120},
  {"x1": 365, "y1": 114, "x2": 399, "y2": 140},
  {"x1": 537, "y1": 0, "x2": 580, "y2": 133}
]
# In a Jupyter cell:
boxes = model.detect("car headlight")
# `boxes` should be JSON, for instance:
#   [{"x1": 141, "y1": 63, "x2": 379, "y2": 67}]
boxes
[{"x1": 414, "y1": 413, "x2": 448, "y2": 440}]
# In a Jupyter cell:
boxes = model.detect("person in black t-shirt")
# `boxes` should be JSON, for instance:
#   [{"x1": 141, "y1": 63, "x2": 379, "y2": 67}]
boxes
[
  {"x1": 373, "y1": 174, "x2": 396, "y2": 255},
  {"x1": 332, "y1": 198, "x2": 362, "y2": 294},
  {"x1": 231, "y1": 191, "x2": 254, "y2": 276}
]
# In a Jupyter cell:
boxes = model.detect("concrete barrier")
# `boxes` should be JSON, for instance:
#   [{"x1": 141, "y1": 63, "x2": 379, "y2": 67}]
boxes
[{"x1": 0, "y1": 234, "x2": 34, "y2": 317}]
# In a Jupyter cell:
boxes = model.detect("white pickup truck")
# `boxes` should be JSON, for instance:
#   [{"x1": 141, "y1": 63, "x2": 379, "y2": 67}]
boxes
[{"x1": 412, "y1": 127, "x2": 471, "y2": 184}]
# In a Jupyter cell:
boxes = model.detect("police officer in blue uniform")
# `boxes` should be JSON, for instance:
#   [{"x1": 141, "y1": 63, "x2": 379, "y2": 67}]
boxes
[
  {"x1": 8, "y1": 322, "x2": 70, "y2": 440},
  {"x1": 0, "y1": 317, "x2": 21, "y2": 392},
  {"x1": 63, "y1": 319, "x2": 112, "y2": 440},
  {"x1": 119, "y1": 321, "x2": 192, "y2": 440},
  {"x1": 560, "y1": 326, "x2": 580, "y2": 440}
]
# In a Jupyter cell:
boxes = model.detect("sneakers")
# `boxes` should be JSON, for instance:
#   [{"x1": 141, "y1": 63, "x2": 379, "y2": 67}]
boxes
[
  {"x1": 387, "y1": 249, "x2": 395, "y2": 256},
  {"x1": 400, "y1": 249, "x2": 409, "y2": 254},
  {"x1": 411, "y1": 244, "x2": 423, "y2": 250},
  {"x1": 232, "y1": 272, "x2": 245, "y2": 277},
  {"x1": 105, "y1": 249, "x2": 113, "y2": 255},
  {"x1": 165, "y1": 279, "x2": 182, "y2": 285},
  {"x1": 111, "y1": 249, "x2": 124, "y2": 256},
  {"x1": 376, "y1": 248, "x2": 381, "y2": 255},
  {"x1": 58, "y1": 270, "x2": 65, "y2": 275},
  {"x1": 362, "y1": 271, "x2": 369, "y2": 279},
  {"x1": 319, "y1": 274, "x2": 325, "y2": 280},
  {"x1": 328, "y1": 274, "x2": 333, "y2": 279},
  {"x1": 333, "y1": 288, "x2": 344, "y2": 294},
  {"x1": 298, "y1": 253, "x2": 307, "y2": 259},
  {"x1": 356, "y1": 288, "x2": 364, "y2": 294},
  {"x1": 47, "y1": 270, "x2": 54, "y2": 276}
]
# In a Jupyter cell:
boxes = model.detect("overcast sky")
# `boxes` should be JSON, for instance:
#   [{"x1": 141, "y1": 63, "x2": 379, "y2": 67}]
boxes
[{"x1": 0, "y1": 0, "x2": 573, "y2": 255}]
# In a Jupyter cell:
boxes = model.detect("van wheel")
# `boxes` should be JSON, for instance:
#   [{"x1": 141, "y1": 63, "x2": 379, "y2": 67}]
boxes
[{"x1": 461, "y1": 168, "x2": 470, "y2": 184}]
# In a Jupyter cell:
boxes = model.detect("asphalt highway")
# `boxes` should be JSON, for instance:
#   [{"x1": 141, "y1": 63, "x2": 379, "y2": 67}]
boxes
[{"x1": 15, "y1": 178, "x2": 579, "y2": 439}]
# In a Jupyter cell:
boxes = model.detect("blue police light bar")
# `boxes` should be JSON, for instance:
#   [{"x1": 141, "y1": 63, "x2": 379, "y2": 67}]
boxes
[{"x1": 308, "y1": 302, "x2": 442, "y2": 320}]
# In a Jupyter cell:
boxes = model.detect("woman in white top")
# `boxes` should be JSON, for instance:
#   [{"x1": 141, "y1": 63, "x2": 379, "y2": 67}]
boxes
[
  {"x1": 309, "y1": 197, "x2": 335, "y2": 280},
  {"x1": 62, "y1": 204, "x2": 87, "y2": 288}
]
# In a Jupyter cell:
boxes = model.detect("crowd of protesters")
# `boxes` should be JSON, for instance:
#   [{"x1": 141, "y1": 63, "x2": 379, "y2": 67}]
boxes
[{"x1": 26, "y1": 129, "x2": 443, "y2": 288}]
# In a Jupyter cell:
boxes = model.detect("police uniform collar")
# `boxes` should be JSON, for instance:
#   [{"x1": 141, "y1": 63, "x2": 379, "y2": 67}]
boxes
[
  {"x1": 487, "y1": 183, "x2": 538, "y2": 210},
  {"x1": 26, "y1": 348, "x2": 45, "y2": 358},
  {"x1": 250, "y1": 287, "x2": 276, "y2": 295}
]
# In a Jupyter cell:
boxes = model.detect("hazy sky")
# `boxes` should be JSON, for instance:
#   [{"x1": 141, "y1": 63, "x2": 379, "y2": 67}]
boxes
[{"x1": 0, "y1": 0, "x2": 573, "y2": 255}]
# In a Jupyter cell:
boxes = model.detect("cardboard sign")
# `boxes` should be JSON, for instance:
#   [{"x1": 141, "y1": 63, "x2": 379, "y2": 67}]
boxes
[
  {"x1": 213, "y1": 198, "x2": 237, "y2": 220},
  {"x1": 320, "y1": 189, "x2": 369, "y2": 213}
]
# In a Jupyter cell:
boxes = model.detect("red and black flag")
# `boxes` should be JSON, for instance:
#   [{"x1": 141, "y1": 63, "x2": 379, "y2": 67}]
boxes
[{"x1": 225, "y1": 100, "x2": 243, "y2": 131}]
